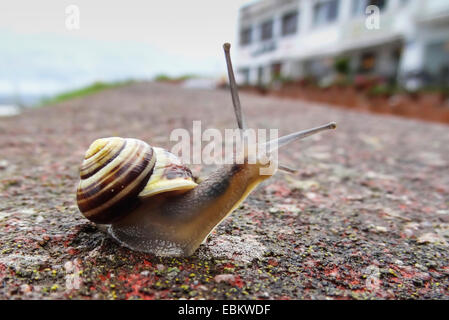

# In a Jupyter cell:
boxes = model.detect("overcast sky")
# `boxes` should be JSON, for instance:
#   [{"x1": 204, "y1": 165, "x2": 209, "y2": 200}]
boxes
[{"x1": 0, "y1": 0, "x2": 255, "y2": 96}]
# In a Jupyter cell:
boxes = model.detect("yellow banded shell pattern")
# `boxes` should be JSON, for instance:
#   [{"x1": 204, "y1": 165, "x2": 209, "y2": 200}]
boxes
[
  {"x1": 76, "y1": 137, "x2": 198, "y2": 224},
  {"x1": 76, "y1": 137, "x2": 156, "y2": 224}
]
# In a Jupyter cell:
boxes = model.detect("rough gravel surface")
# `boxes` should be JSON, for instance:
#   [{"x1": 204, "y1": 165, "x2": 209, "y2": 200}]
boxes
[{"x1": 0, "y1": 82, "x2": 448, "y2": 300}]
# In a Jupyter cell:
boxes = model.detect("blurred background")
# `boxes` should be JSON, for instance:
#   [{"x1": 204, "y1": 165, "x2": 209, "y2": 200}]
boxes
[
  {"x1": 236, "y1": 0, "x2": 449, "y2": 89},
  {"x1": 0, "y1": 0, "x2": 249, "y2": 113},
  {"x1": 234, "y1": 0, "x2": 449, "y2": 123},
  {"x1": 1, "y1": 0, "x2": 449, "y2": 122}
]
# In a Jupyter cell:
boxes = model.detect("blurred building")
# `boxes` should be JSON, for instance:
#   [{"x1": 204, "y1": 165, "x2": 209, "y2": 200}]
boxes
[{"x1": 236, "y1": 0, "x2": 449, "y2": 89}]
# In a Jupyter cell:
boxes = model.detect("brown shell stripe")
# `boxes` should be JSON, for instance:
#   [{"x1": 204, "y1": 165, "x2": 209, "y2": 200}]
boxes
[
  {"x1": 77, "y1": 139, "x2": 149, "y2": 208},
  {"x1": 80, "y1": 140, "x2": 126, "y2": 179},
  {"x1": 164, "y1": 164, "x2": 194, "y2": 180},
  {"x1": 77, "y1": 140, "x2": 140, "y2": 209},
  {"x1": 77, "y1": 140, "x2": 155, "y2": 222},
  {"x1": 78, "y1": 140, "x2": 140, "y2": 196},
  {"x1": 77, "y1": 141, "x2": 154, "y2": 222}
]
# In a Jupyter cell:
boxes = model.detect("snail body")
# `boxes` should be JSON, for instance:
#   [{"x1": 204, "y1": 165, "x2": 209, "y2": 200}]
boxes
[
  {"x1": 77, "y1": 136, "x2": 272, "y2": 256},
  {"x1": 109, "y1": 161, "x2": 271, "y2": 256},
  {"x1": 76, "y1": 43, "x2": 336, "y2": 257}
]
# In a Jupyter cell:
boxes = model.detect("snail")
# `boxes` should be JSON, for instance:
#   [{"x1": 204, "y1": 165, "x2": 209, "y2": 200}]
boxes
[{"x1": 76, "y1": 43, "x2": 336, "y2": 257}]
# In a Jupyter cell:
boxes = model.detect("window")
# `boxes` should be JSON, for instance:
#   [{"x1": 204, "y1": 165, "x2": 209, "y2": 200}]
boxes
[
  {"x1": 359, "y1": 52, "x2": 376, "y2": 73},
  {"x1": 260, "y1": 20, "x2": 273, "y2": 41},
  {"x1": 239, "y1": 68, "x2": 250, "y2": 84},
  {"x1": 257, "y1": 66, "x2": 264, "y2": 85},
  {"x1": 314, "y1": 0, "x2": 340, "y2": 27},
  {"x1": 271, "y1": 62, "x2": 282, "y2": 80},
  {"x1": 314, "y1": 0, "x2": 339, "y2": 26},
  {"x1": 352, "y1": 0, "x2": 387, "y2": 16},
  {"x1": 240, "y1": 27, "x2": 252, "y2": 46},
  {"x1": 282, "y1": 11, "x2": 298, "y2": 36}
]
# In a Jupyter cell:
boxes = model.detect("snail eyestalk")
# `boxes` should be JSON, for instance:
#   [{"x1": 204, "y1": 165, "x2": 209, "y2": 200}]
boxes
[
  {"x1": 223, "y1": 42, "x2": 247, "y2": 130},
  {"x1": 264, "y1": 122, "x2": 337, "y2": 153}
]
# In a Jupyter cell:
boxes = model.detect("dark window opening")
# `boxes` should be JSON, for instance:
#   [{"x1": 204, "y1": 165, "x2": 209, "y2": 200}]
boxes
[
  {"x1": 389, "y1": 47, "x2": 402, "y2": 83},
  {"x1": 352, "y1": 0, "x2": 387, "y2": 16},
  {"x1": 261, "y1": 20, "x2": 273, "y2": 41},
  {"x1": 359, "y1": 52, "x2": 376, "y2": 73},
  {"x1": 282, "y1": 11, "x2": 298, "y2": 36},
  {"x1": 257, "y1": 66, "x2": 264, "y2": 85},
  {"x1": 240, "y1": 28, "x2": 252, "y2": 46},
  {"x1": 271, "y1": 62, "x2": 282, "y2": 80},
  {"x1": 239, "y1": 68, "x2": 250, "y2": 84},
  {"x1": 314, "y1": 0, "x2": 340, "y2": 26}
]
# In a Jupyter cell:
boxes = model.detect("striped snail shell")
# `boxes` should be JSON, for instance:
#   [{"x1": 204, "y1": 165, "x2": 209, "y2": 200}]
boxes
[{"x1": 76, "y1": 137, "x2": 197, "y2": 224}]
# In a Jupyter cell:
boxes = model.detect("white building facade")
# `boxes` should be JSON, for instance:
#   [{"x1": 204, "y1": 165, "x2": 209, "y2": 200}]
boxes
[{"x1": 236, "y1": 0, "x2": 449, "y2": 89}]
